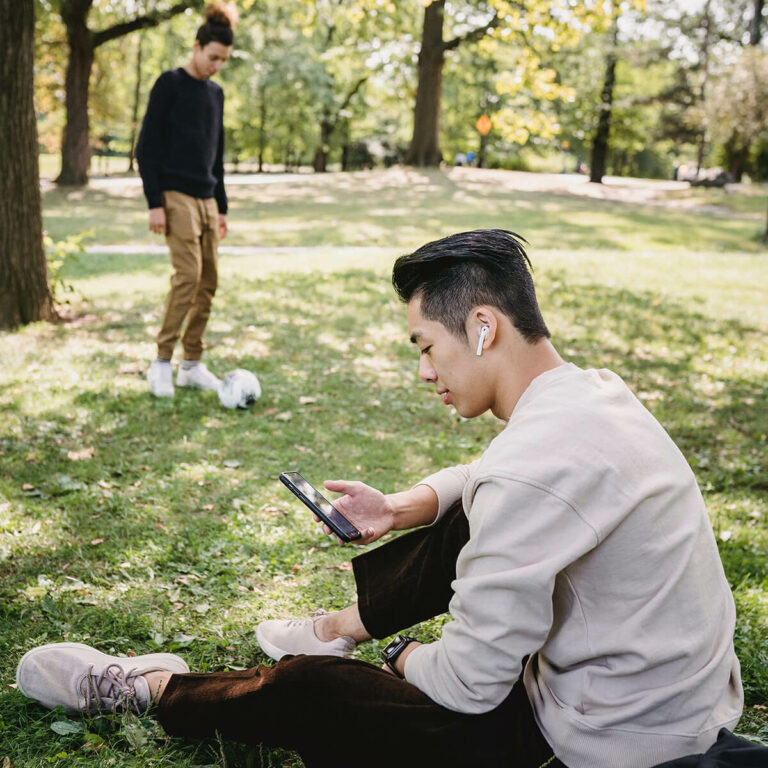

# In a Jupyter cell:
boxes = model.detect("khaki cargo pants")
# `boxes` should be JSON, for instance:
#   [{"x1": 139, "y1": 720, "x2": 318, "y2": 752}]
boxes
[{"x1": 156, "y1": 190, "x2": 219, "y2": 361}]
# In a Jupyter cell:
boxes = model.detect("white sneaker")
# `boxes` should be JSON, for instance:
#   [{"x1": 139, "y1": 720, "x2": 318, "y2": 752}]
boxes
[
  {"x1": 256, "y1": 610, "x2": 356, "y2": 661},
  {"x1": 177, "y1": 362, "x2": 220, "y2": 392},
  {"x1": 16, "y1": 641, "x2": 189, "y2": 715},
  {"x1": 147, "y1": 359, "x2": 174, "y2": 398}
]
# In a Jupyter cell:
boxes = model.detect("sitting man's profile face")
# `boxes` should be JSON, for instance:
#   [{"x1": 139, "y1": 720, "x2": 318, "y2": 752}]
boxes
[{"x1": 407, "y1": 296, "x2": 494, "y2": 420}]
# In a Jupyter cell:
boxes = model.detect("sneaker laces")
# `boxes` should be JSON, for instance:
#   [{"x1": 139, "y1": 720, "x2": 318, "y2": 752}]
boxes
[{"x1": 80, "y1": 663, "x2": 145, "y2": 714}]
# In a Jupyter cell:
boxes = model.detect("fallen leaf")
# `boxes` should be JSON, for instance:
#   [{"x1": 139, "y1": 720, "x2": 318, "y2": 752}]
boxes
[
  {"x1": 292, "y1": 564, "x2": 302, "y2": 573},
  {"x1": 223, "y1": 459, "x2": 242, "y2": 468},
  {"x1": 67, "y1": 447, "x2": 94, "y2": 461},
  {"x1": 202, "y1": 503, "x2": 214, "y2": 511},
  {"x1": 7, "y1": 683, "x2": 17, "y2": 690},
  {"x1": 126, "y1": 649, "x2": 137, "y2": 657},
  {"x1": 90, "y1": 538, "x2": 104, "y2": 546},
  {"x1": 51, "y1": 719, "x2": 83, "y2": 735},
  {"x1": 22, "y1": 483, "x2": 35, "y2": 491},
  {"x1": 299, "y1": 396, "x2": 316, "y2": 405},
  {"x1": 336, "y1": 562, "x2": 353, "y2": 571},
  {"x1": 275, "y1": 411, "x2": 293, "y2": 421}
]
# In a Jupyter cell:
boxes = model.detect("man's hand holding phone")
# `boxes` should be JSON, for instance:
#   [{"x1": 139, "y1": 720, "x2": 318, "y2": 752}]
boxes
[{"x1": 320, "y1": 480, "x2": 396, "y2": 544}]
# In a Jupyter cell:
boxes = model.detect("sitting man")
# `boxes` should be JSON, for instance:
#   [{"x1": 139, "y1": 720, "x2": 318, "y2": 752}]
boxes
[{"x1": 16, "y1": 230, "x2": 743, "y2": 768}]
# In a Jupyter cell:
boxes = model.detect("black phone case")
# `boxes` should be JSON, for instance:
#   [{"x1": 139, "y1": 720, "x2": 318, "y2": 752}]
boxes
[{"x1": 279, "y1": 472, "x2": 361, "y2": 542}]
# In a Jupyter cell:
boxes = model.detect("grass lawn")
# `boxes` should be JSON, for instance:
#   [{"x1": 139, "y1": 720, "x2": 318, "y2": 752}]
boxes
[{"x1": 1, "y1": 168, "x2": 767, "y2": 766}]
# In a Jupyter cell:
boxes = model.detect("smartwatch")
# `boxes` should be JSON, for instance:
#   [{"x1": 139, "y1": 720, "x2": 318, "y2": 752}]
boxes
[{"x1": 381, "y1": 634, "x2": 417, "y2": 678}]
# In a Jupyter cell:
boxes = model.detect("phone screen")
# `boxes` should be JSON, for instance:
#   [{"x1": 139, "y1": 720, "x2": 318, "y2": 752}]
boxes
[{"x1": 279, "y1": 472, "x2": 361, "y2": 541}]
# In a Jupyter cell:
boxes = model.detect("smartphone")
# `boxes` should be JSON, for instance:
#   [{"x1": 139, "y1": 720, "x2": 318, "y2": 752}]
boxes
[{"x1": 278, "y1": 471, "x2": 362, "y2": 543}]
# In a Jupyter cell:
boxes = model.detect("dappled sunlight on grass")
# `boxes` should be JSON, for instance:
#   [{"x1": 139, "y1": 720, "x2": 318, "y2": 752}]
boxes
[
  {"x1": 2, "y1": 190, "x2": 768, "y2": 761},
  {"x1": 42, "y1": 168, "x2": 768, "y2": 253}
]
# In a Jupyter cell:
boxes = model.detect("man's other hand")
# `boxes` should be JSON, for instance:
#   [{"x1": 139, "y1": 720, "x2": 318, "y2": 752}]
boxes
[
  {"x1": 149, "y1": 207, "x2": 166, "y2": 235},
  {"x1": 218, "y1": 214, "x2": 227, "y2": 239}
]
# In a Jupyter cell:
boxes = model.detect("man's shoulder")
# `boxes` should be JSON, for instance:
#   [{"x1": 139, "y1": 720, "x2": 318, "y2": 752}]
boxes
[{"x1": 151, "y1": 69, "x2": 183, "y2": 91}]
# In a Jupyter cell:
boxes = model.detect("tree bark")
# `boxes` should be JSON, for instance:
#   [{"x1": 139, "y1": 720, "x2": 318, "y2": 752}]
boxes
[
  {"x1": 750, "y1": 0, "x2": 764, "y2": 45},
  {"x1": 0, "y1": 0, "x2": 56, "y2": 328},
  {"x1": 312, "y1": 116, "x2": 333, "y2": 173},
  {"x1": 55, "y1": 0, "x2": 200, "y2": 187},
  {"x1": 56, "y1": 0, "x2": 95, "y2": 185},
  {"x1": 128, "y1": 33, "x2": 144, "y2": 172},
  {"x1": 404, "y1": 0, "x2": 446, "y2": 166},
  {"x1": 589, "y1": 22, "x2": 619, "y2": 184}
]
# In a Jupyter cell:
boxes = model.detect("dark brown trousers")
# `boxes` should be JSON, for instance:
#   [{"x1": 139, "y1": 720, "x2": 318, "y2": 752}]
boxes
[{"x1": 156, "y1": 502, "x2": 564, "y2": 768}]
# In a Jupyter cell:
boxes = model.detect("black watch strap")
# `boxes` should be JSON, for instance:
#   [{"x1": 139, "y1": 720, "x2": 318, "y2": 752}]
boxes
[{"x1": 381, "y1": 634, "x2": 417, "y2": 678}]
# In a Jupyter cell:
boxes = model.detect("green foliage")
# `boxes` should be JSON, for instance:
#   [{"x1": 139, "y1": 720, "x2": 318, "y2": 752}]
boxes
[{"x1": 45, "y1": 230, "x2": 92, "y2": 304}]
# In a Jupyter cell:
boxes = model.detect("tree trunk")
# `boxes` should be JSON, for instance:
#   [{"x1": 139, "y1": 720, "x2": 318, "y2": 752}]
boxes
[
  {"x1": 313, "y1": 116, "x2": 333, "y2": 172},
  {"x1": 750, "y1": 0, "x2": 764, "y2": 45},
  {"x1": 56, "y1": 2, "x2": 95, "y2": 185},
  {"x1": 695, "y1": 0, "x2": 712, "y2": 176},
  {"x1": 726, "y1": 142, "x2": 750, "y2": 183},
  {"x1": 763, "y1": 196, "x2": 768, "y2": 244},
  {"x1": 0, "y1": 0, "x2": 56, "y2": 328},
  {"x1": 128, "y1": 32, "x2": 144, "y2": 172},
  {"x1": 258, "y1": 85, "x2": 267, "y2": 173},
  {"x1": 590, "y1": 23, "x2": 619, "y2": 184},
  {"x1": 405, "y1": 0, "x2": 445, "y2": 167}
]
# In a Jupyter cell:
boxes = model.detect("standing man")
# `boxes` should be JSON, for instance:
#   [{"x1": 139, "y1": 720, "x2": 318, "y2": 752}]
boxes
[
  {"x1": 137, "y1": 2, "x2": 237, "y2": 398},
  {"x1": 16, "y1": 230, "x2": 744, "y2": 767}
]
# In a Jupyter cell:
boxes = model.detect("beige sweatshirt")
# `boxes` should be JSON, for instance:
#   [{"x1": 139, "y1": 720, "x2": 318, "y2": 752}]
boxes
[{"x1": 404, "y1": 363, "x2": 743, "y2": 768}]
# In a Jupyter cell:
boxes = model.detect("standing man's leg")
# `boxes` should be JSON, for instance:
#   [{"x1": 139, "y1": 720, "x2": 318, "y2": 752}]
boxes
[
  {"x1": 148, "y1": 191, "x2": 204, "y2": 398},
  {"x1": 175, "y1": 196, "x2": 220, "y2": 391}
]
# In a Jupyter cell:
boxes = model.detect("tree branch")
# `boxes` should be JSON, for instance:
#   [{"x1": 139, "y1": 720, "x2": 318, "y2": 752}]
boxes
[
  {"x1": 442, "y1": 12, "x2": 501, "y2": 52},
  {"x1": 93, "y1": 1, "x2": 201, "y2": 48}
]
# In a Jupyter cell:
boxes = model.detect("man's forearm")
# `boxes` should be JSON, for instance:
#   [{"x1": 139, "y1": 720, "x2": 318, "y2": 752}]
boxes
[{"x1": 387, "y1": 484, "x2": 440, "y2": 530}]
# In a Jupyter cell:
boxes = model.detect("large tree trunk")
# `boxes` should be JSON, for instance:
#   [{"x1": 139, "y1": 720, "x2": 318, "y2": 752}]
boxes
[
  {"x1": 0, "y1": 0, "x2": 56, "y2": 328},
  {"x1": 56, "y1": 0, "x2": 95, "y2": 186},
  {"x1": 405, "y1": 0, "x2": 445, "y2": 167},
  {"x1": 590, "y1": 23, "x2": 619, "y2": 184}
]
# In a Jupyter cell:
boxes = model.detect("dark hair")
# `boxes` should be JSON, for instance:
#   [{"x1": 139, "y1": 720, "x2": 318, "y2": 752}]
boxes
[
  {"x1": 196, "y1": 2, "x2": 237, "y2": 47},
  {"x1": 392, "y1": 229, "x2": 550, "y2": 343}
]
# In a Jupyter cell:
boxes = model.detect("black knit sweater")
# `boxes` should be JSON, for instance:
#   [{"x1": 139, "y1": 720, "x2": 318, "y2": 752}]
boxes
[{"x1": 136, "y1": 68, "x2": 227, "y2": 213}]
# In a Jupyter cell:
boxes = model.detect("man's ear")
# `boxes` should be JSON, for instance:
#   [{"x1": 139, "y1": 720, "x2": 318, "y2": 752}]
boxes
[{"x1": 468, "y1": 307, "x2": 498, "y2": 353}]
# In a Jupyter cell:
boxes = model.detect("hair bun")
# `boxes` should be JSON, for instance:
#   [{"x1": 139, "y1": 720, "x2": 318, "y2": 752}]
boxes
[{"x1": 203, "y1": 1, "x2": 238, "y2": 29}]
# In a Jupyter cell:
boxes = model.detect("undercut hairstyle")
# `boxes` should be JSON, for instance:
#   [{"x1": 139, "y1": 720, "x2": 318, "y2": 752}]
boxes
[
  {"x1": 197, "y1": 2, "x2": 238, "y2": 47},
  {"x1": 392, "y1": 229, "x2": 550, "y2": 343}
]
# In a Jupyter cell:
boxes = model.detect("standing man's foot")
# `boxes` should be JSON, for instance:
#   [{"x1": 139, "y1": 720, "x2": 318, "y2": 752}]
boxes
[
  {"x1": 256, "y1": 609, "x2": 357, "y2": 661},
  {"x1": 147, "y1": 358, "x2": 174, "y2": 398},
  {"x1": 15, "y1": 642, "x2": 188, "y2": 715},
  {"x1": 176, "y1": 361, "x2": 220, "y2": 391}
]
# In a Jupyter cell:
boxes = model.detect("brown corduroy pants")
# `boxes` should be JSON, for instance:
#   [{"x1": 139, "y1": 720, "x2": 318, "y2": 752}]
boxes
[
  {"x1": 156, "y1": 502, "x2": 565, "y2": 768},
  {"x1": 156, "y1": 190, "x2": 219, "y2": 362}
]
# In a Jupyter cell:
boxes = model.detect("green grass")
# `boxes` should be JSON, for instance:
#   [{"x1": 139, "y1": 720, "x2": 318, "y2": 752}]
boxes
[
  {"x1": 2, "y1": 169, "x2": 767, "y2": 765},
  {"x1": 40, "y1": 167, "x2": 768, "y2": 253}
]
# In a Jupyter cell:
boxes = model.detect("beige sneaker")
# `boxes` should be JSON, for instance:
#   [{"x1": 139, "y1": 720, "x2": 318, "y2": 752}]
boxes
[
  {"x1": 16, "y1": 642, "x2": 189, "y2": 715},
  {"x1": 256, "y1": 610, "x2": 356, "y2": 661}
]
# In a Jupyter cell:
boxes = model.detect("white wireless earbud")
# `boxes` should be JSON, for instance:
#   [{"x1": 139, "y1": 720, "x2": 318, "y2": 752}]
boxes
[{"x1": 476, "y1": 325, "x2": 490, "y2": 356}]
